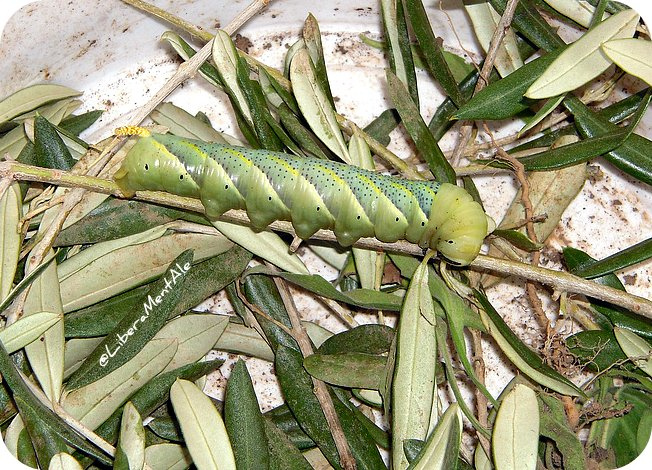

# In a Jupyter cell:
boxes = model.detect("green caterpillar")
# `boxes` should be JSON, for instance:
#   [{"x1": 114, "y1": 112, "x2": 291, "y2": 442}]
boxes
[{"x1": 114, "y1": 127, "x2": 493, "y2": 265}]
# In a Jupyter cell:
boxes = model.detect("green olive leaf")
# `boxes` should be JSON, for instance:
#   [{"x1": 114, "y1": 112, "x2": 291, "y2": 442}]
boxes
[
  {"x1": 224, "y1": 359, "x2": 269, "y2": 470},
  {"x1": 64, "y1": 251, "x2": 194, "y2": 390}
]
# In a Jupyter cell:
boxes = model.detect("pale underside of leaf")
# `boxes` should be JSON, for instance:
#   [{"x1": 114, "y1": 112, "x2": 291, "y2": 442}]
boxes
[
  {"x1": 155, "y1": 314, "x2": 229, "y2": 372},
  {"x1": 0, "y1": 83, "x2": 80, "y2": 125},
  {"x1": 23, "y1": 254, "x2": 65, "y2": 402},
  {"x1": 526, "y1": 9, "x2": 639, "y2": 99},
  {"x1": 61, "y1": 338, "x2": 177, "y2": 430},
  {"x1": 213, "y1": 322, "x2": 275, "y2": 362},
  {"x1": 170, "y1": 379, "x2": 236, "y2": 470},
  {"x1": 492, "y1": 384, "x2": 540, "y2": 470},
  {"x1": 290, "y1": 48, "x2": 350, "y2": 162},
  {"x1": 0, "y1": 97, "x2": 79, "y2": 163},
  {"x1": 479, "y1": 310, "x2": 583, "y2": 396},
  {"x1": 3, "y1": 415, "x2": 25, "y2": 459},
  {"x1": 614, "y1": 327, "x2": 652, "y2": 377},
  {"x1": 212, "y1": 220, "x2": 308, "y2": 274},
  {"x1": 519, "y1": 94, "x2": 565, "y2": 135},
  {"x1": 0, "y1": 182, "x2": 21, "y2": 300},
  {"x1": 602, "y1": 38, "x2": 652, "y2": 87},
  {"x1": 59, "y1": 231, "x2": 233, "y2": 312},
  {"x1": 144, "y1": 443, "x2": 193, "y2": 470},
  {"x1": 381, "y1": 0, "x2": 408, "y2": 85},
  {"x1": 151, "y1": 102, "x2": 231, "y2": 144},
  {"x1": 118, "y1": 402, "x2": 146, "y2": 470},
  {"x1": 543, "y1": 0, "x2": 608, "y2": 28},
  {"x1": 63, "y1": 337, "x2": 104, "y2": 379},
  {"x1": 47, "y1": 452, "x2": 84, "y2": 470},
  {"x1": 0, "y1": 311, "x2": 61, "y2": 354},
  {"x1": 212, "y1": 30, "x2": 252, "y2": 124},
  {"x1": 465, "y1": 1, "x2": 523, "y2": 76},
  {"x1": 392, "y1": 261, "x2": 438, "y2": 469},
  {"x1": 411, "y1": 403, "x2": 463, "y2": 470},
  {"x1": 349, "y1": 130, "x2": 381, "y2": 290}
]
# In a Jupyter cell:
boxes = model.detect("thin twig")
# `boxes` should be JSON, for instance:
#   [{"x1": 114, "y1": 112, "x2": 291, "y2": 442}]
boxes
[
  {"x1": 482, "y1": 122, "x2": 549, "y2": 331},
  {"x1": 2, "y1": 161, "x2": 651, "y2": 318},
  {"x1": 121, "y1": 0, "x2": 213, "y2": 42},
  {"x1": 470, "y1": 328, "x2": 491, "y2": 459},
  {"x1": 128, "y1": 0, "x2": 270, "y2": 126},
  {"x1": 449, "y1": 0, "x2": 520, "y2": 167},
  {"x1": 270, "y1": 267, "x2": 357, "y2": 470}
]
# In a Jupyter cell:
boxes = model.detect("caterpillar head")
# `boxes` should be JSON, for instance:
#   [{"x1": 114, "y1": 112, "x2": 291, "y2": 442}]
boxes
[
  {"x1": 428, "y1": 184, "x2": 495, "y2": 266},
  {"x1": 114, "y1": 127, "x2": 200, "y2": 198}
]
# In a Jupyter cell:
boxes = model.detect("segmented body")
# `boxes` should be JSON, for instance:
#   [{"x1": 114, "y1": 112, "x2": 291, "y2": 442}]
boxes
[{"x1": 114, "y1": 128, "x2": 492, "y2": 265}]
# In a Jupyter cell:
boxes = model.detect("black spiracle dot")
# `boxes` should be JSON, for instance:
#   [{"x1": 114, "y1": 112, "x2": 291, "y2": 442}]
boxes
[
  {"x1": 316, "y1": 206, "x2": 320, "y2": 211},
  {"x1": 421, "y1": 221, "x2": 425, "y2": 226},
  {"x1": 448, "y1": 240, "x2": 454, "y2": 244},
  {"x1": 268, "y1": 196, "x2": 272, "y2": 201},
  {"x1": 357, "y1": 215, "x2": 361, "y2": 220},
  {"x1": 144, "y1": 164, "x2": 149, "y2": 171},
  {"x1": 224, "y1": 184, "x2": 229, "y2": 189},
  {"x1": 179, "y1": 174, "x2": 184, "y2": 180}
]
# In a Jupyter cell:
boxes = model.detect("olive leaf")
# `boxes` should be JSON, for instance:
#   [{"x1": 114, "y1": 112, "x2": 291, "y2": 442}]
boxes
[
  {"x1": 113, "y1": 402, "x2": 145, "y2": 470},
  {"x1": 0, "y1": 182, "x2": 21, "y2": 300},
  {"x1": 526, "y1": 9, "x2": 639, "y2": 99},
  {"x1": 392, "y1": 258, "x2": 438, "y2": 469},
  {"x1": 465, "y1": 1, "x2": 523, "y2": 77},
  {"x1": 144, "y1": 443, "x2": 192, "y2": 470},
  {"x1": 492, "y1": 384, "x2": 540, "y2": 470},
  {"x1": 0, "y1": 311, "x2": 61, "y2": 354},
  {"x1": 224, "y1": 359, "x2": 269, "y2": 470},
  {"x1": 602, "y1": 38, "x2": 652, "y2": 86},
  {"x1": 22, "y1": 252, "x2": 65, "y2": 402},
  {"x1": 290, "y1": 47, "x2": 350, "y2": 162},
  {"x1": 408, "y1": 403, "x2": 463, "y2": 470},
  {"x1": 212, "y1": 221, "x2": 308, "y2": 274},
  {"x1": 542, "y1": 0, "x2": 607, "y2": 27},
  {"x1": 614, "y1": 327, "x2": 652, "y2": 377},
  {"x1": 0, "y1": 84, "x2": 80, "y2": 125},
  {"x1": 170, "y1": 379, "x2": 236, "y2": 470},
  {"x1": 61, "y1": 338, "x2": 178, "y2": 430}
]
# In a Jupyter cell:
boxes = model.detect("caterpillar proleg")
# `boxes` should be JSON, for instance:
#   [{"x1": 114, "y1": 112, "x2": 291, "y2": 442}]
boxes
[{"x1": 114, "y1": 127, "x2": 493, "y2": 265}]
